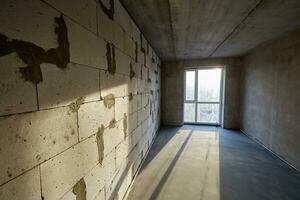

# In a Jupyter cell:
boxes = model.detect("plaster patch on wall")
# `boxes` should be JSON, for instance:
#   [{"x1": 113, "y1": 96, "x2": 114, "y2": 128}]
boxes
[
  {"x1": 106, "y1": 43, "x2": 116, "y2": 75},
  {"x1": 129, "y1": 93, "x2": 133, "y2": 101},
  {"x1": 123, "y1": 113, "x2": 127, "y2": 138},
  {"x1": 96, "y1": 125, "x2": 105, "y2": 165},
  {"x1": 130, "y1": 63, "x2": 136, "y2": 80},
  {"x1": 103, "y1": 94, "x2": 115, "y2": 109},
  {"x1": 72, "y1": 178, "x2": 87, "y2": 200},
  {"x1": 68, "y1": 97, "x2": 85, "y2": 113},
  {"x1": 109, "y1": 118, "x2": 116, "y2": 129},
  {"x1": 99, "y1": 0, "x2": 115, "y2": 20},
  {"x1": 0, "y1": 15, "x2": 70, "y2": 84}
]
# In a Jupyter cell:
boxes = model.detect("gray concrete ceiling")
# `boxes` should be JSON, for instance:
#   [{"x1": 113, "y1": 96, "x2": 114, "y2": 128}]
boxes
[{"x1": 120, "y1": 0, "x2": 300, "y2": 61}]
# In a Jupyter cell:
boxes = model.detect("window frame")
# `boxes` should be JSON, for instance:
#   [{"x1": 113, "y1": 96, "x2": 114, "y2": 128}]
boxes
[{"x1": 183, "y1": 67, "x2": 224, "y2": 125}]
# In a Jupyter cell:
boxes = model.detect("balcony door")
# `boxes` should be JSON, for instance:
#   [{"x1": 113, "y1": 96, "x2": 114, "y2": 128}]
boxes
[{"x1": 184, "y1": 68, "x2": 223, "y2": 125}]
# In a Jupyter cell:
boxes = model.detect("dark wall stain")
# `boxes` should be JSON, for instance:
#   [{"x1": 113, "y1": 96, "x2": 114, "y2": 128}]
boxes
[
  {"x1": 130, "y1": 63, "x2": 135, "y2": 80},
  {"x1": 0, "y1": 15, "x2": 70, "y2": 84},
  {"x1": 140, "y1": 33, "x2": 145, "y2": 53},
  {"x1": 129, "y1": 92, "x2": 133, "y2": 101},
  {"x1": 72, "y1": 178, "x2": 87, "y2": 200},
  {"x1": 106, "y1": 43, "x2": 116, "y2": 75},
  {"x1": 103, "y1": 93, "x2": 115, "y2": 109},
  {"x1": 96, "y1": 125, "x2": 105, "y2": 164},
  {"x1": 135, "y1": 41, "x2": 138, "y2": 62},
  {"x1": 99, "y1": 0, "x2": 115, "y2": 20},
  {"x1": 109, "y1": 118, "x2": 116, "y2": 129},
  {"x1": 147, "y1": 42, "x2": 149, "y2": 55},
  {"x1": 123, "y1": 113, "x2": 127, "y2": 138}
]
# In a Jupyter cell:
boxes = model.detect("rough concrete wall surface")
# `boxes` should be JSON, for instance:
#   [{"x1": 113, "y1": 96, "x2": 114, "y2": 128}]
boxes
[
  {"x1": 161, "y1": 58, "x2": 241, "y2": 129},
  {"x1": 0, "y1": 0, "x2": 161, "y2": 199},
  {"x1": 240, "y1": 28, "x2": 300, "y2": 170}
]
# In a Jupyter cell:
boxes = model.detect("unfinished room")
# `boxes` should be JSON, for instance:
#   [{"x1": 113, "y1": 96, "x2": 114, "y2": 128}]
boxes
[{"x1": 1, "y1": 0, "x2": 300, "y2": 199}]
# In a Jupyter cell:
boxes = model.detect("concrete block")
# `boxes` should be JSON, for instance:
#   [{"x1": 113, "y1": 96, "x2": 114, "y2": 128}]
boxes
[
  {"x1": 0, "y1": 167, "x2": 40, "y2": 200},
  {"x1": 44, "y1": 0, "x2": 97, "y2": 33},
  {"x1": 128, "y1": 112, "x2": 138, "y2": 134},
  {"x1": 115, "y1": 125, "x2": 140, "y2": 170},
  {"x1": 61, "y1": 151, "x2": 115, "y2": 200},
  {"x1": 61, "y1": 154, "x2": 115, "y2": 200},
  {"x1": 102, "y1": 149, "x2": 117, "y2": 184},
  {"x1": 123, "y1": 34, "x2": 136, "y2": 59},
  {"x1": 131, "y1": 20, "x2": 140, "y2": 42},
  {"x1": 142, "y1": 117, "x2": 150, "y2": 136},
  {"x1": 117, "y1": 165, "x2": 133, "y2": 199},
  {"x1": 66, "y1": 18, "x2": 107, "y2": 69},
  {"x1": 115, "y1": 97, "x2": 129, "y2": 121},
  {"x1": 142, "y1": 94, "x2": 149, "y2": 108},
  {"x1": 115, "y1": 49, "x2": 131, "y2": 76},
  {"x1": 134, "y1": 63, "x2": 142, "y2": 79},
  {"x1": 93, "y1": 188, "x2": 105, "y2": 200},
  {"x1": 0, "y1": 54, "x2": 37, "y2": 116},
  {"x1": 100, "y1": 71, "x2": 126, "y2": 98},
  {"x1": 137, "y1": 109, "x2": 143, "y2": 126},
  {"x1": 133, "y1": 124, "x2": 142, "y2": 145},
  {"x1": 41, "y1": 135, "x2": 99, "y2": 200},
  {"x1": 138, "y1": 51, "x2": 145, "y2": 66},
  {"x1": 38, "y1": 63, "x2": 100, "y2": 109},
  {"x1": 0, "y1": 107, "x2": 77, "y2": 185},
  {"x1": 103, "y1": 121, "x2": 124, "y2": 156},
  {"x1": 115, "y1": 96, "x2": 137, "y2": 122},
  {"x1": 127, "y1": 77, "x2": 138, "y2": 96},
  {"x1": 145, "y1": 53, "x2": 151, "y2": 69},
  {"x1": 78, "y1": 100, "x2": 114, "y2": 140},
  {"x1": 142, "y1": 65, "x2": 148, "y2": 81},
  {"x1": 0, "y1": 0, "x2": 59, "y2": 50},
  {"x1": 115, "y1": 0, "x2": 132, "y2": 36},
  {"x1": 137, "y1": 94, "x2": 142, "y2": 110},
  {"x1": 108, "y1": 146, "x2": 138, "y2": 199},
  {"x1": 137, "y1": 79, "x2": 146, "y2": 95},
  {"x1": 97, "y1": 4, "x2": 124, "y2": 50},
  {"x1": 130, "y1": 94, "x2": 138, "y2": 114},
  {"x1": 115, "y1": 142, "x2": 127, "y2": 170}
]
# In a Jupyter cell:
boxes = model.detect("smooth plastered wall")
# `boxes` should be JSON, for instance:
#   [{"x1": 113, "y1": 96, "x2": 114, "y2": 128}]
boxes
[
  {"x1": 0, "y1": 0, "x2": 161, "y2": 199},
  {"x1": 240, "y1": 28, "x2": 300, "y2": 170}
]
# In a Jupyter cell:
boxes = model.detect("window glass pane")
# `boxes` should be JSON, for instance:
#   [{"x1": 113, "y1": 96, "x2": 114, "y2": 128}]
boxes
[
  {"x1": 198, "y1": 69, "x2": 221, "y2": 102},
  {"x1": 197, "y1": 104, "x2": 219, "y2": 123},
  {"x1": 184, "y1": 103, "x2": 195, "y2": 122},
  {"x1": 185, "y1": 71, "x2": 195, "y2": 101}
]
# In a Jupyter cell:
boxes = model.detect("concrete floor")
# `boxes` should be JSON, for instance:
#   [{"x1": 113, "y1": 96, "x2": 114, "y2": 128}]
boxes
[{"x1": 127, "y1": 125, "x2": 300, "y2": 200}]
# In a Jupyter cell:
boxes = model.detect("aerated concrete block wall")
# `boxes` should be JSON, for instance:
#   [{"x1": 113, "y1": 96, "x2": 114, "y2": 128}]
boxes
[
  {"x1": 0, "y1": 0, "x2": 161, "y2": 199},
  {"x1": 161, "y1": 58, "x2": 242, "y2": 129},
  {"x1": 240, "y1": 28, "x2": 300, "y2": 170}
]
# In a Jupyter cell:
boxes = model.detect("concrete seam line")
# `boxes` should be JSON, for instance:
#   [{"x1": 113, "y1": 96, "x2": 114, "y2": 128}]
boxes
[
  {"x1": 240, "y1": 129, "x2": 300, "y2": 173},
  {"x1": 209, "y1": 0, "x2": 265, "y2": 57},
  {"x1": 122, "y1": 127, "x2": 160, "y2": 200}
]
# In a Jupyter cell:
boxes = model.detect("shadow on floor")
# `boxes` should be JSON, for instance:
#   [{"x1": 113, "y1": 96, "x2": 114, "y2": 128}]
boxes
[{"x1": 127, "y1": 125, "x2": 300, "y2": 200}]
